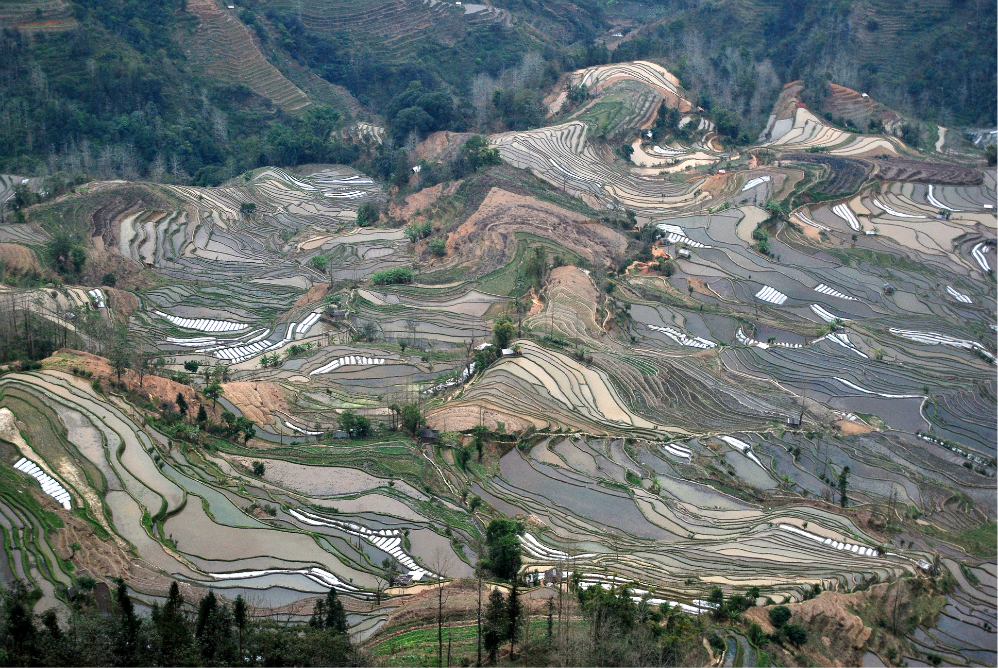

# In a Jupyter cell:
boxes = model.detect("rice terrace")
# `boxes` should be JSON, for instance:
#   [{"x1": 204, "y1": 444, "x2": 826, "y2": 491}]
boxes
[{"x1": 0, "y1": 0, "x2": 994, "y2": 666}]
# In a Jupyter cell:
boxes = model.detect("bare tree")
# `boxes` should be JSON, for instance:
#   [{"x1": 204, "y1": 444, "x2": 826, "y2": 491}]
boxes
[
  {"x1": 372, "y1": 557, "x2": 400, "y2": 609},
  {"x1": 430, "y1": 548, "x2": 454, "y2": 668},
  {"x1": 405, "y1": 318, "x2": 419, "y2": 350}
]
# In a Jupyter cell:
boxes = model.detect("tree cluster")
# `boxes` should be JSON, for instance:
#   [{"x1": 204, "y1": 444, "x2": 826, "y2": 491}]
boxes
[{"x1": 0, "y1": 579, "x2": 358, "y2": 667}]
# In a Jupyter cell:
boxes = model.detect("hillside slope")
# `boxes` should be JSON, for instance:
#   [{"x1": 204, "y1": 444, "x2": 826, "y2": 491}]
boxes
[{"x1": 187, "y1": 0, "x2": 311, "y2": 112}]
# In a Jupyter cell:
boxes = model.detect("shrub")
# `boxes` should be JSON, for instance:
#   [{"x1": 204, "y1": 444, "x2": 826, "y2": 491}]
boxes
[
  {"x1": 252, "y1": 461, "x2": 265, "y2": 476},
  {"x1": 337, "y1": 410, "x2": 371, "y2": 438},
  {"x1": 492, "y1": 317, "x2": 515, "y2": 349},
  {"x1": 371, "y1": 267, "x2": 414, "y2": 285},
  {"x1": 428, "y1": 237, "x2": 446, "y2": 257},
  {"x1": 356, "y1": 202, "x2": 379, "y2": 227},
  {"x1": 403, "y1": 221, "x2": 432, "y2": 242},
  {"x1": 101, "y1": 273, "x2": 117, "y2": 287},
  {"x1": 768, "y1": 605, "x2": 792, "y2": 628},
  {"x1": 309, "y1": 255, "x2": 329, "y2": 273},
  {"x1": 785, "y1": 624, "x2": 807, "y2": 646}
]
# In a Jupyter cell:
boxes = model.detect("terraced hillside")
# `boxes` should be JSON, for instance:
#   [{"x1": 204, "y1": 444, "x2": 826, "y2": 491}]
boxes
[
  {"x1": 189, "y1": 0, "x2": 311, "y2": 112},
  {"x1": 1, "y1": 22, "x2": 995, "y2": 663},
  {"x1": 0, "y1": 0, "x2": 75, "y2": 31}
]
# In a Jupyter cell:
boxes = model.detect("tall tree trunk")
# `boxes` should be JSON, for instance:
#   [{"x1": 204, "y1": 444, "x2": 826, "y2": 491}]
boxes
[
  {"x1": 438, "y1": 578, "x2": 443, "y2": 668},
  {"x1": 477, "y1": 574, "x2": 482, "y2": 667}
]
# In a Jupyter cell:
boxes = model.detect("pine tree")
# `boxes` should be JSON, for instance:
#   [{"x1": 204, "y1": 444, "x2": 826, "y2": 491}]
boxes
[
  {"x1": 234, "y1": 594, "x2": 247, "y2": 661},
  {"x1": 506, "y1": 577, "x2": 521, "y2": 659},
  {"x1": 115, "y1": 577, "x2": 140, "y2": 666},
  {"x1": 483, "y1": 588, "x2": 508, "y2": 664},
  {"x1": 157, "y1": 581, "x2": 191, "y2": 665},
  {"x1": 325, "y1": 588, "x2": 348, "y2": 634}
]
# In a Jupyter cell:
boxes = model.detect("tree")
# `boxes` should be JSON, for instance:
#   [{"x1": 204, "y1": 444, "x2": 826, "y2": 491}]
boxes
[
  {"x1": 196, "y1": 405, "x2": 208, "y2": 423},
  {"x1": 492, "y1": 317, "x2": 515, "y2": 350},
  {"x1": 183, "y1": 360, "x2": 200, "y2": 373},
  {"x1": 428, "y1": 237, "x2": 446, "y2": 257},
  {"x1": 115, "y1": 577, "x2": 140, "y2": 666},
  {"x1": 356, "y1": 202, "x2": 379, "y2": 227},
  {"x1": 4, "y1": 581, "x2": 38, "y2": 665},
  {"x1": 338, "y1": 410, "x2": 371, "y2": 438},
  {"x1": 176, "y1": 392, "x2": 188, "y2": 417},
  {"x1": 233, "y1": 594, "x2": 247, "y2": 660},
  {"x1": 240, "y1": 201, "x2": 257, "y2": 215},
  {"x1": 195, "y1": 590, "x2": 234, "y2": 663},
  {"x1": 236, "y1": 416, "x2": 256, "y2": 443},
  {"x1": 785, "y1": 624, "x2": 808, "y2": 646},
  {"x1": 484, "y1": 518, "x2": 523, "y2": 581},
  {"x1": 155, "y1": 581, "x2": 192, "y2": 666},
  {"x1": 373, "y1": 558, "x2": 399, "y2": 606},
  {"x1": 108, "y1": 334, "x2": 132, "y2": 383},
  {"x1": 472, "y1": 425, "x2": 487, "y2": 461},
  {"x1": 483, "y1": 588, "x2": 508, "y2": 664},
  {"x1": 506, "y1": 576, "x2": 521, "y2": 658},
  {"x1": 204, "y1": 381, "x2": 224, "y2": 410},
  {"x1": 325, "y1": 588, "x2": 348, "y2": 634},
  {"x1": 474, "y1": 556, "x2": 490, "y2": 667},
  {"x1": 455, "y1": 445, "x2": 471, "y2": 470},
  {"x1": 400, "y1": 402, "x2": 425, "y2": 437},
  {"x1": 309, "y1": 254, "x2": 329, "y2": 273},
  {"x1": 659, "y1": 258, "x2": 676, "y2": 276},
  {"x1": 708, "y1": 586, "x2": 726, "y2": 619},
  {"x1": 838, "y1": 465, "x2": 850, "y2": 507},
  {"x1": 747, "y1": 621, "x2": 766, "y2": 646},
  {"x1": 252, "y1": 461, "x2": 265, "y2": 476},
  {"x1": 101, "y1": 273, "x2": 117, "y2": 287},
  {"x1": 768, "y1": 605, "x2": 792, "y2": 629}
]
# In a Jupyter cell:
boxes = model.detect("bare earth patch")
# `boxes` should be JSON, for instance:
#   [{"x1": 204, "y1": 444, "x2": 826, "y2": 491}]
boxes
[
  {"x1": 745, "y1": 591, "x2": 874, "y2": 667},
  {"x1": 388, "y1": 181, "x2": 462, "y2": 224},
  {"x1": 426, "y1": 405, "x2": 531, "y2": 434},
  {"x1": 220, "y1": 381, "x2": 289, "y2": 426},
  {"x1": 414, "y1": 131, "x2": 473, "y2": 163},
  {"x1": 293, "y1": 283, "x2": 329, "y2": 308},
  {"x1": 445, "y1": 187, "x2": 630, "y2": 272},
  {"x1": 45, "y1": 350, "x2": 199, "y2": 413},
  {"x1": 835, "y1": 419, "x2": 874, "y2": 434},
  {"x1": 0, "y1": 243, "x2": 41, "y2": 274}
]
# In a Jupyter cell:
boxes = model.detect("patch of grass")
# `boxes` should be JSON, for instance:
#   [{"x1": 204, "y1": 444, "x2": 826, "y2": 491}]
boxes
[
  {"x1": 920, "y1": 523, "x2": 996, "y2": 559},
  {"x1": 369, "y1": 619, "x2": 549, "y2": 666},
  {"x1": 824, "y1": 246, "x2": 924, "y2": 273},
  {"x1": 474, "y1": 232, "x2": 584, "y2": 297}
]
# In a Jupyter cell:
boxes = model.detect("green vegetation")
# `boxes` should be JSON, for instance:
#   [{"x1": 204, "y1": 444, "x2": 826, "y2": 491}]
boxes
[
  {"x1": 0, "y1": 579, "x2": 357, "y2": 666},
  {"x1": 482, "y1": 518, "x2": 523, "y2": 581},
  {"x1": 371, "y1": 267, "x2": 415, "y2": 286},
  {"x1": 356, "y1": 202, "x2": 379, "y2": 227},
  {"x1": 919, "y1": 523, "x2": 997, "y2": 559}
]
